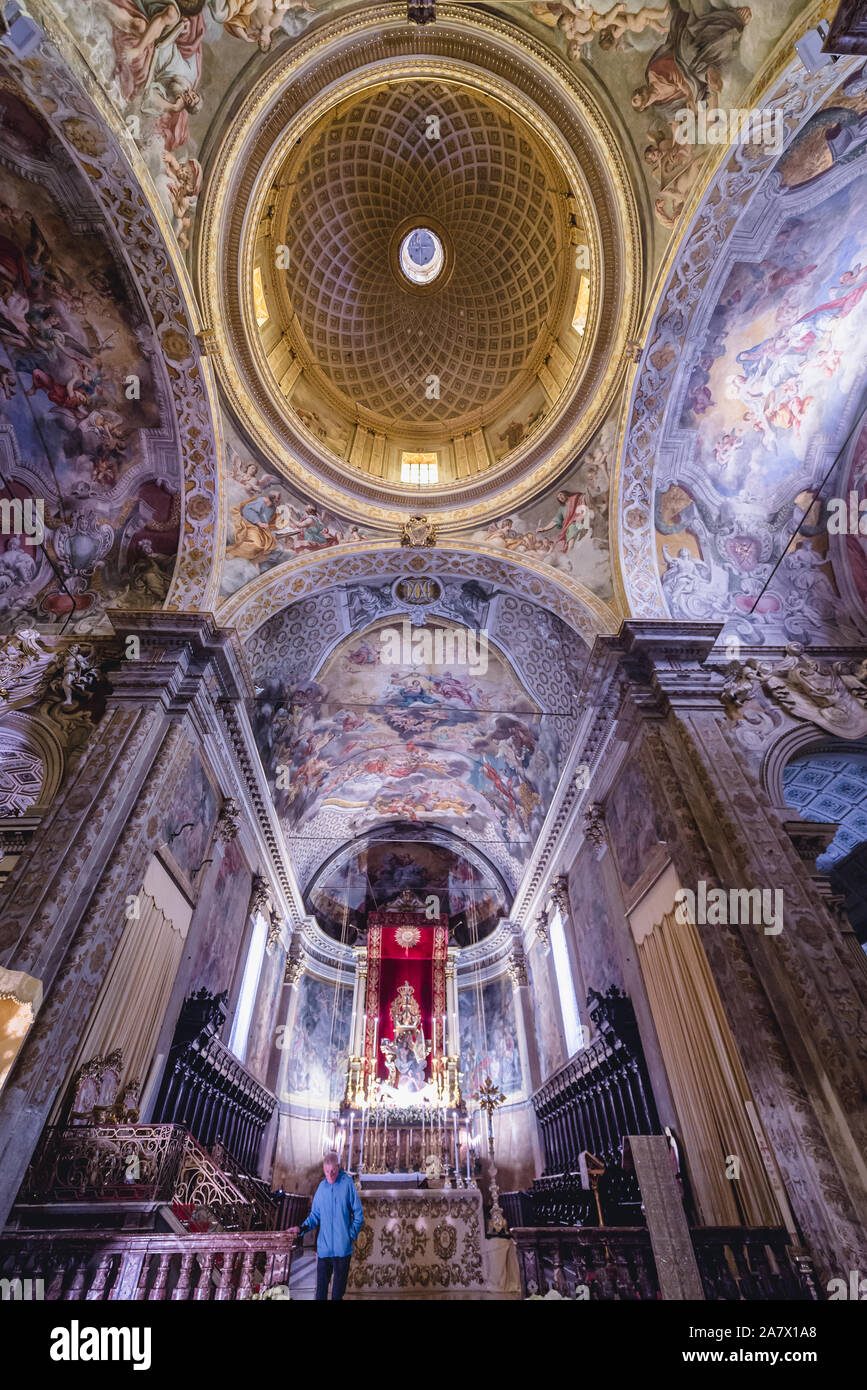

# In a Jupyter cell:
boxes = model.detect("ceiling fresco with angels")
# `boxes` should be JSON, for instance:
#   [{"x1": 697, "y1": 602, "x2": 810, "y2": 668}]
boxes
[
  {"x1": 652, "y1": 65, "x2": 867, "y2": 648},
  {"x1": 247, "y1": 584, "x2": 584, "y2": 888},
  {"x1": 0, "y1": 70, "x2": 182, "y2": 632},
  {"x1": 306, "y1": 832, "x2": 509, "y2": 944}
]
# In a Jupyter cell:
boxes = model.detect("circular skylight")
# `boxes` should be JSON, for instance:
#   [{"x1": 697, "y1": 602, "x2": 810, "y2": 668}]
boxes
[{"x1": 399, "y1": 227, "x2": 444, "y2": 285}]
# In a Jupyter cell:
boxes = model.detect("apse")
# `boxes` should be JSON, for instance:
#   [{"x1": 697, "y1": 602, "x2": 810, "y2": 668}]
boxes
[{"x1": 305, "y1": 829, "x2": 509, "y2": 945}]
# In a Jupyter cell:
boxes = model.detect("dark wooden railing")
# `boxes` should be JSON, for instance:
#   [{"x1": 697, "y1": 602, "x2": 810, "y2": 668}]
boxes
[
  {"x1": 152, "y1": 990, "x2": 276, "y2": 1174},
  {"x1": 0, "y1": 1230, "x2": 302, "y2": 1300},
  {"x1": 511, "y1": 1226, "x2": 818, "y2": 1301},
  {"x1": 512, "y1": 1227, "x2": 660, "y2": 1300},
  {"x1": 16, "y1": 1124, "x2": 302, "y2": 1233},
  {"x1": 533, "y1": 987, "x2": 660, "y2": 1178}
]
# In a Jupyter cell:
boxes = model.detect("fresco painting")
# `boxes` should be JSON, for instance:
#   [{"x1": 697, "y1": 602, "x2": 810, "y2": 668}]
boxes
[
  {"x1": 159, "y1": 754, "x2": 218, "y2": 888},
  {"x1": 568, "y1": 846, "x2": 625, "y2": 1002},
  {"x1": 511, "y1": 1, "x2": 801, "y2": 235},
  {"x1": 470, "y1": 419, "x2": 615, "y2": 598},
  {"x1": 184, "y1": 835, "x2": 251, "y2": 996},
  {"x1": 529, "y1": 942, "x2": 567, "y2": 1081},
  {"x1": 252, "y1": 617, "x2": 560, "y2": 875},
  {"x1": 656, "y1": 152, "x2": 867, "y2": 647},
  {"x1": 221, "y1": 425, "x2": 373, "y2": 597},
  {"x1": 52, "y1": 0, "x2": 320, "y2": 246},
  {"x1": 458, "y1": 976, "x2": 523, "y2": 1099},
  {"x1": 0, "y1": 89, "x2": 181, "y2": 630},
  {"x1": 308, "y1": 837, "x2": 506, "y2": 943},
  {"x1": 284, "y1": 973, "x2": 352, "y2": 1107}
]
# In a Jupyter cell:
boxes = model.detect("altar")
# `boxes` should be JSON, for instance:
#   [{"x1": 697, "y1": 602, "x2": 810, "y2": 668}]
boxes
[
  {"x1": 344, "y1": 1186, "x2": 519, "y2": 1300},
  {"x1": 339, "y1": 894, "x2": 473, "y2": 1184}
]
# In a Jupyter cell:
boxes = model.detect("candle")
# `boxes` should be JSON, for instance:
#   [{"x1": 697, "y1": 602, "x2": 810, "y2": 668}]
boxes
[
  {"x1": 359, "y1": 1102, "x2": 367, "y2": 1173},
  {"x1": 453, "y1": 1111, "x2": 459, "y2": 1182},
  {"x1": 348, "y1": 1110, "x2": 355, "y2": 1171}
]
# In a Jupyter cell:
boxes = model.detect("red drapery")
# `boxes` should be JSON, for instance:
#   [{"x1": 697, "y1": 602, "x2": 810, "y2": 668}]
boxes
[{"x1": 364, "y1": 913, "x2": 448, "y2": 1086}]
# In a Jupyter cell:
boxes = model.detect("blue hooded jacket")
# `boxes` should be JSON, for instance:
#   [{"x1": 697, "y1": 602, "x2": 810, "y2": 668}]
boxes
[{"x1": 301, "y1": 1169, "x2": 364, "y2": 1258}]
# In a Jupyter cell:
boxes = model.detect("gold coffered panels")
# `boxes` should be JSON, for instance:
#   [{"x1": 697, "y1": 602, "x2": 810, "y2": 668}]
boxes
[{"x1": 197, "y1": 1, "x2": 643, "y2": 529}]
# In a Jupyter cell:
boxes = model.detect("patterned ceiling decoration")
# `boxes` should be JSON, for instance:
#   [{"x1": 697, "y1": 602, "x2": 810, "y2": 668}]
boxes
[
  {"x1": 616, "y1": 47, "x2": 867, "y2": 650},
  {"x1": 264, "y1": 79, "x2": 567, "y2": 432},
  {"x1": 198, "y1": 2, "x2": 642, "y2": 521},
  {"x1": 0, "y1": 735, "x2": 43, "y2": 818},
  {"x1": 783, "y1": 751, "x2": 867, "y2": 866}
]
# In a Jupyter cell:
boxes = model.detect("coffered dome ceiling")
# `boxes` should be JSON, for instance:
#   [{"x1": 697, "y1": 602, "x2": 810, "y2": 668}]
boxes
[
  {"x1": 198, "y1": 5, "x2": 642, "y2": 525},
  {"x1": 259, "y1": 80, "x2": 570, "y2": 435}
]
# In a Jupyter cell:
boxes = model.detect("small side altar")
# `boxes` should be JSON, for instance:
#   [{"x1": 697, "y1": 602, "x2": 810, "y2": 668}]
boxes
[{"x1": 346, "y1": 1187, "x2": 490, "y2": 1299}]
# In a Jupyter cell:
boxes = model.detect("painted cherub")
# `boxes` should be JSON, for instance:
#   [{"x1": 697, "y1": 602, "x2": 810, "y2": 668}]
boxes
[
  {"x1": 531, "y1": 2, "x2": 670, "y2": 60},
  {"x1": 214, "y1": 0, "x2": 314, "y2": 51},
  {"x1": 162, "y1": 151, "x2": 202, "y2": 251}
]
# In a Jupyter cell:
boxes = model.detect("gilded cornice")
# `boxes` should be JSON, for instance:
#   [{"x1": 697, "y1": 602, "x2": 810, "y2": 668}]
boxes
[{"x1": 196, "y1": 1, "x2": 643, "y2": 526}]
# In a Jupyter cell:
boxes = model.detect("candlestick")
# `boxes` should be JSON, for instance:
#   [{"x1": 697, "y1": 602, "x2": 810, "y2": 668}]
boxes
[
  {"x1": 465, "y1": 1121, "x2": 471, "y2": 1186},
  {"x1": 371, "y1": 1016, "x2": 379, "y2": 1098},
  {"x1": 453, "y1": 1111, "x2": 459, "y2": 1185},
  {"x1": 359, "y1": 1102, "x2": 367, "y2": 1174}
]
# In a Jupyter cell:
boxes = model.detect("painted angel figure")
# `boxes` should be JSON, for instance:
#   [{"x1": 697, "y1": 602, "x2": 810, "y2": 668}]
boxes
[{"x1": 530, "y1": 2, "x2": 671, "y2": 59}]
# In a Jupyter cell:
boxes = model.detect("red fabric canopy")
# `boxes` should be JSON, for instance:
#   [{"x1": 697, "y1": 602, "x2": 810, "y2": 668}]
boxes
[{"x1": 365, "y1": 913, "x2": 448, "y2": 1087}]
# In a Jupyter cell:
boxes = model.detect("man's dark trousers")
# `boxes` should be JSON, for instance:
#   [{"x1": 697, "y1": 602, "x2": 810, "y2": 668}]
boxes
[{"x1": 315, "y1": 1254, "x2": 351, "y2": 1301}]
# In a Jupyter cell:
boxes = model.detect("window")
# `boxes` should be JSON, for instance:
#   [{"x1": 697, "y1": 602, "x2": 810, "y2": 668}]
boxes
[
  {"x1": 252, "y1": 265, "x2": 269, "y2": 328},
  {"x1": 399, "y1": 227, "x2": 444, "y2": 285},
  {"x1": 228, "y1": 910, "x2": 268, "y2": 1062},
  {"x1": 572, "y1": 273, "x2": 590, "y2": 337},
  {"x1": 549, "y1": 906, "x2": 584, "y2": 1056},
  {"x1": 401, "y1": 453, "x2": 439, "y2": 485}
]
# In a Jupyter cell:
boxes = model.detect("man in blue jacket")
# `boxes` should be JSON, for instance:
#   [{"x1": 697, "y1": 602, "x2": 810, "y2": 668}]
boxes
[{"x1": 289, "y1": 1150, "x2": 364, "y2": 1301}]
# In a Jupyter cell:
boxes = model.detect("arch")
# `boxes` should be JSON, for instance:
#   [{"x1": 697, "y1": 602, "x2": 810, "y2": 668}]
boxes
[
  {"x1": 218, "y1": 541, "x2": 620, "y2": 646},
  {"x1": 0, "y1": 9, "x2": 224, "y2": 615},
  {"x1": 613, "y1": 38, "x2": 858, "y2": 622},
  {"x1": 0, "y1": 712, "x2": 65, "y2": 812}
]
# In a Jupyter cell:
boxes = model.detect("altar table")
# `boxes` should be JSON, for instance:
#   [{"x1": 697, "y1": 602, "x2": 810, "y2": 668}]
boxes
[{"x1": 345, "y1": 1187, "x2": 519, "y2": 1299}]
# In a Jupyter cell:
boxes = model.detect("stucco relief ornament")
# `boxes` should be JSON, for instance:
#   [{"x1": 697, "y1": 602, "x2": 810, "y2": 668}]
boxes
[
  {"x1": 266, "y1": 915, "x2": 285, "y2": 955},
  {"x1": 284, "y1": 956, "x2": 304, "y2": 986},
  {"x1": 507, "y1": 950, "x2": 528, "y2": 989},
  {"x1": 583, "y1": 804, "x2": 608, "y2": 851},
  {"x1": 534, "y1": 910, "x2": 549, "y2": 948},
  {"x1": 400, "y1": 516, "x2": 437, "y2": 548},
  {"x1": 215, "y1": 797, "x2": 241, "y2": 844},
  {"x1": 0, "y1": 628, "x2": 54, "y2": 709},
  {"x1": 250, "y1": 873, "x2": 272, "y2": 915},
  {"x1": 547, "y1": 875, "x2": 570, "y2": 917},
  {"x1": 723, "y1": 645, "x2": 867, "y2": 740}
]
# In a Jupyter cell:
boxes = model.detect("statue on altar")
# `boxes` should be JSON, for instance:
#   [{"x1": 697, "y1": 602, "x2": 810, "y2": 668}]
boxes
[{"x1": 380, "y1": 981, "x2": 431, "y2": 1094}]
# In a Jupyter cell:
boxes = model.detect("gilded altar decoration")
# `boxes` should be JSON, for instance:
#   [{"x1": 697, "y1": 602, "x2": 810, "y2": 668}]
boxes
[
  {"x1": 391, "y1": 982, "x2": 422, "y2": 1031},
  {"x1": 400, "y1": 515, "x2": 437, "y2": 549},
  {"x1": 380, "y1": 981, "x2": 431, "y2": 1091},
  {"x1": 395, "y1": 925, "x2": 421, "y2": 950}
]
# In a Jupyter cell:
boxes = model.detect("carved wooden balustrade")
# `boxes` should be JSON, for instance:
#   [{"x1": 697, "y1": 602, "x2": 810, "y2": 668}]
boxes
[
  {"x1": 17, "y1": 1125, "x2": 290, "y2": 1232},
  {"x1": 0, "y1": 1230, "x2": 304, "y2": 1300},
  {"x1": 511, "y1": 1226, "x2": 817, "y2": 1301},
  {"x1": 533, "y1": 987, "x2": 660, "y2": 1180},
  {"x1": 152, "y1": 990, "x2": 276, "y2": 1174},
  {"x1": 512, "y1": 1227, "x2": 660, "y2": 1300}
]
